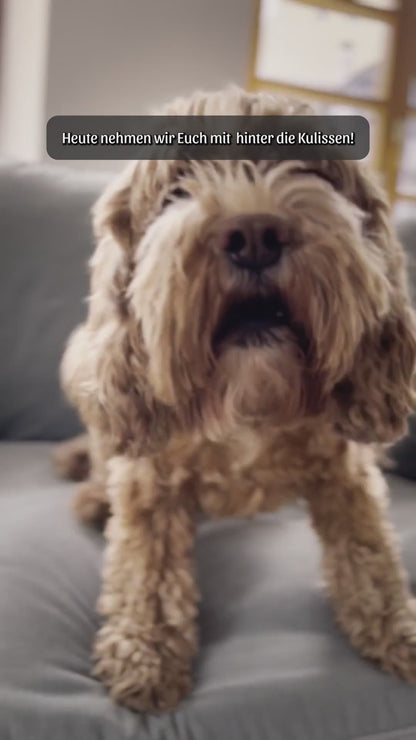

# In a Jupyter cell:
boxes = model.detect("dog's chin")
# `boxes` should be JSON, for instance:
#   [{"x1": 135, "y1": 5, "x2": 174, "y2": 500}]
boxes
[{"x1": 202, "y1": 296, "x2": 309, "y2": 438}]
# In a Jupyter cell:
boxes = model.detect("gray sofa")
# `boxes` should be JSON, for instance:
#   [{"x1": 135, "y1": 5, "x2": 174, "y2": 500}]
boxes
[{"x1": 2, "y1": 161, "x2": 416, "y2": 740}]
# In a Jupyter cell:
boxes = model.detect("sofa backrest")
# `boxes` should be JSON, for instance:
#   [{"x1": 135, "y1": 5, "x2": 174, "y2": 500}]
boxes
[{"x1": 0, "y1": 162, "x2": 109, "y2": 440}]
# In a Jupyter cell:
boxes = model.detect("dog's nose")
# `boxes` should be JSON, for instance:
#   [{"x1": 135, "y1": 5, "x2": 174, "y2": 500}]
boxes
[{"x1": 219, "y1": 214, "x2": 285, "y2": 272}]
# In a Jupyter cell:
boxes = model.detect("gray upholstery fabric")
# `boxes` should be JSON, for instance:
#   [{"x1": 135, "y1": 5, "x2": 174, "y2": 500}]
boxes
[
  {"x1": 0, "y1": 162, "x2": 109, "y2": 441},
  {"x1": 2, "y1": 442, "x2": 416, "y2": 740}
]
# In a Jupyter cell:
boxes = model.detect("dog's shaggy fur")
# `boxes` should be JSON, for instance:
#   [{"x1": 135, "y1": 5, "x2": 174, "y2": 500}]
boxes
[{"x1": 55, "y1": 87, "x2": 416, "y2": 712}]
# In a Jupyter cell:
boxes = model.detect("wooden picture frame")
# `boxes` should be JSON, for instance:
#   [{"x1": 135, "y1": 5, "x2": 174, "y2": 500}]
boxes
[{"x1": 248, "y1": 0, "x2": 416, "y2": 206}]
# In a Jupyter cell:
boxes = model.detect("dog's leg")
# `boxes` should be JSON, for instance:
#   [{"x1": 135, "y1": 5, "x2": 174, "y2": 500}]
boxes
[
  {"x1": 72, "y1": 480, "x2": 110, "y2": 529},
  {"x1": 305, "y1": 460, "x2": 416, "y2": 681},
  {"x1": 53, "y1": 434, "x2": 90, "y2": 481},
  {"x1": 53, "y1": 432, "x2": 110, "y2": 526},
  {"x1": 92, "y1": 455, "x2": 199, "y2": 712},
  {"x1": 71, "y1": 428, "x2": 110, "y2": 528}
]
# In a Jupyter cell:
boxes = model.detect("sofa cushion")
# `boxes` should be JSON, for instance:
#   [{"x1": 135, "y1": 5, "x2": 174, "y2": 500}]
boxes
[
  {"x1": 0, "y1": 162, "x2": 109, "y2": 441},
  {"x1": 2, "y1": 441, "x2": 416, "y2": 740}
]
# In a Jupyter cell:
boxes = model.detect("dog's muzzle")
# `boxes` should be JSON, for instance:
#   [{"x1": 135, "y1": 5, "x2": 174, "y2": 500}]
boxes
[{"x1": 215, "y1": 213, "x2": 286, "y2": 274}]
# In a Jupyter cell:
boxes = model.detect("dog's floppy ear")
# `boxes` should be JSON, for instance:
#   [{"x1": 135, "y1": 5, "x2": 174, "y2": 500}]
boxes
[
  {"x1": 91, "y1": 325, "x2": 177, "y2": 458},
  {"x1": 68, "y1": 162, "x2": 180, "y2": 457},
  {"x1": 328, "y1": 161, "x2": 416, "y2": 443},
  {"x1": 332, "y1": 305, "x2": 416, "y2": 443}
]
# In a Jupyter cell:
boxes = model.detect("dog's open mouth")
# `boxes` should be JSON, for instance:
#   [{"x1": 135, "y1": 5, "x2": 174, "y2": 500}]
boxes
[{"x1": 213, "y1": 293, "x2": 291, "y2": 348}]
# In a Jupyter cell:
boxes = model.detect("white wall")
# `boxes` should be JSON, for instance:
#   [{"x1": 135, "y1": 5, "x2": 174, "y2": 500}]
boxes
[
  {"x1": 0, "y1": 0, "x2": 255, "y2": 166},
  {"x1": 46, "y1": 0, "x2": 254, "y2": 116},
  {"x1": 0, "y1": 0, "x2": 51, "y2": 160}
]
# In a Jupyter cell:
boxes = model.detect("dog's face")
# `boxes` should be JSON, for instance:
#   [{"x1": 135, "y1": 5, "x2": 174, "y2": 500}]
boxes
[{"x1": 90, "y1": 88, "x2": 416, "y2": 452}]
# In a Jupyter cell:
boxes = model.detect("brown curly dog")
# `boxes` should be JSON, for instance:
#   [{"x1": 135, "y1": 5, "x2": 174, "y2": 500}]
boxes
[{"x1": 54, "y1": 87, "x2": 416, "y2": 713}]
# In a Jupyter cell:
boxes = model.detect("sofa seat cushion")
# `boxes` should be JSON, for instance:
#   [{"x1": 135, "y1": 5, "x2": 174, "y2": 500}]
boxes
[{"x1": 2, "y1": 442, "x2": 416, "y2": 739}]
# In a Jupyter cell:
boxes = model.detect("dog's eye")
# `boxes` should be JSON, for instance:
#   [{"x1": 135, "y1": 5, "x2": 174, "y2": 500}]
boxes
[
  {"x1": 171, "y1": 186, "x2": 190, "y2": 199},
  {"x1": 161, "y1": 186, "x2": 191, "y2": 210}
]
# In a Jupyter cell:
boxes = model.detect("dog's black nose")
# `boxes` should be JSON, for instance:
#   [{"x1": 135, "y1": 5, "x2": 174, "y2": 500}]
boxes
[{"x1": 220, "y1": 214, "x2": 285, "y2": 272}]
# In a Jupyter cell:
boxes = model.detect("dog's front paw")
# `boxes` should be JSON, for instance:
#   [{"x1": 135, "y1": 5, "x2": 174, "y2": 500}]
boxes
[
  {"x1": 92, "y1": 621, "x2": 194, "y2": 712},
  {"x1": 377, "y1": 601, "x2": 416, "y2": 683}
]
